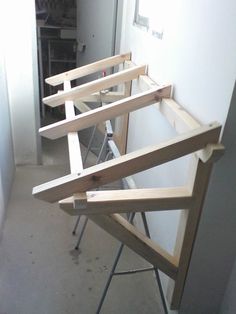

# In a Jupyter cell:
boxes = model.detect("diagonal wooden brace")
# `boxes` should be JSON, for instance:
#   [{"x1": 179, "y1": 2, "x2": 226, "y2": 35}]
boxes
[{"x1": 33, "y1": 122, "x2": 221, "y2": 203}]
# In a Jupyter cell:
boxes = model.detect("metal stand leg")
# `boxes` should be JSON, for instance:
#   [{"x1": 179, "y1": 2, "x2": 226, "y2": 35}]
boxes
[
  {"x1": 96, "y1": 212, "x2": 168, "y2": 314},
  {"x1": 96, "y1": 213, "x2": 136, "y2": 314},
  {"x1": 75, "y1": 217, "x2": 89, "y2": 250},
  {"x1": 83, "y1": 125, "x2": 97, "y2": 164},
  {"x1": 72, "y1": 215, "x2": 81, "y2": 235},
  {"x1": 141, "y1": 212, "x2": 168, "y2": 314}
]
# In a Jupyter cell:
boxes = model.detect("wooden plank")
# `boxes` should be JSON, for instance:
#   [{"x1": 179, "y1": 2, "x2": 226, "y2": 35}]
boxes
[
  {"x1": 43, "y1": 65, "x2": 147, "y2": 107},
  {"x1": 73, "y1": 187, "x2": 193, "y2": 214},
  {"x1": 116, "y1": 61, "x2": 133, "y2": 154},
  {"x1": 32, "y1": 122, "x2": 221, "y2": 202},
  {"x1": 136, "y1": 74, "x2": 201, "y2": 134},
  {"x1": 59, "y1": 196, "x2": 79, "y2": 216},
  {"x1": 83, "y1": 212, "x2": 178, "y2": 279},
  {"x1": 39, "y1": 86, "x2": 171, "y2": 140},
  {"x1": 168, "y1": 156, "x2": 213, "y2": 309},
  {"x1": 46, "y1": 52, "x2": 131, "y2": 86},
  {"x1": 57, "y1": 200, "x2": 178, "y2": 278},
  {"x1": 75, "y1": 91, "x2": 125, "y2": 103},
  {"x1": 73, "y1": 100, "x2": 106, "y2": 135},
  {"x1": 64, "y1": 81, "x2": 83, "y2": 173},
  {"x1": 159, "y1": 98, "x2": 201, "y2": 134}
]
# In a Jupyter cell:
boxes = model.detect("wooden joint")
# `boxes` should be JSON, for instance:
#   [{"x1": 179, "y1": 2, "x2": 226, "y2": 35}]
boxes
[{"x1": 196, "y1": 143, "x2": 225, "y2": 163}]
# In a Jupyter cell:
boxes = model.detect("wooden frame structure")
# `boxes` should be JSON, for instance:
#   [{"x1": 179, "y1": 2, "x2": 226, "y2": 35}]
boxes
[{"x1": 32, "y1": 53, "x2": 224, "y2": 310}]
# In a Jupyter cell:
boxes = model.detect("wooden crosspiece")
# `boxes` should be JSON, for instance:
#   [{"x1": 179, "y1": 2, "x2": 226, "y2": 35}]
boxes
[{"x1": 32, "y1": 53, "x2": 224, "y2": 310}]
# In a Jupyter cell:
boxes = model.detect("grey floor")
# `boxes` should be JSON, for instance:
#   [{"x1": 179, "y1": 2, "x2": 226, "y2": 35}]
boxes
[{"x1": 0, "y1": 135, "x2": 164, "y2": 314}]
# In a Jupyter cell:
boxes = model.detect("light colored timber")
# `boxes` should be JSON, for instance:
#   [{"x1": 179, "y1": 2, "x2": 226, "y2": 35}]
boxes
[
  {"x1": 169, "y1": 155, "x2": 216, "y2": 309},
  {"x1": 87, "y1": 214, "x2": 178, "y2": 279},
  {"x1": 159, "y1": 98, "x2": 201, "y2": 134},
  {"x1": 59, "y1": 198, "x2": 179, "y2": 279},
  {"x1": 196, "y1": 143, "x2": 225, "y2": 163},
  {"x1": 72, "y1": 187, "x2": 193, "y2": 214},
  {"x1": 46, "y1": 52, "x2": 131, "y2": 86},
  {"x1": 33, "y1": 122, "x2": 221, "y2": 202},
  {"x1": 114, "y1": 60, "x2": 133, "y2": 154},
  {"x1": 73, "y1": 100, "x2": 106, "y2": 135},
  {"x1": 75, "y1": 91, "x2": 125, "y2": 103},
  {"x1": 136, "y1": 74, "x2": 200, "y2": 135},
  {"x1": 39, "y1": 86, "x2": 171, "y2": 140},
  {"x1": 59, "y1": 196, "x2": 80, "y2": 216},
  {"x1": 64, "y1": 81, "x2": 83, "y2": 173},
  {"x1": 43, "y1": 65, "x2": 147, "y2": 107}
]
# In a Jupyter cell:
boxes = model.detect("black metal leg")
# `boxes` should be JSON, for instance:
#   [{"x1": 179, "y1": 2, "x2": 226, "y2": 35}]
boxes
[
  {"x1": 141, "y1": 212, "x2": 168, "y2": 314},
  {"x1": 75, "y1": 217, "x2": 89, "y2": 250},
  {"x1": 72, "y1": 215, "x2": 81, "y2": 235},
  {"x1": 96, "y1": 213, "x2": 136, "y2": 314}
]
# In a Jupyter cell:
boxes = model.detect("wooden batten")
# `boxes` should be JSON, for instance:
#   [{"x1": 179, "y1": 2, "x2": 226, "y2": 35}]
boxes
[
  {"x1": 83, "y1": 213, "x2": 178, "y2": 279},
  {"x1": 43, "y1": 65, "x2": 147, "y2": 107},
  {"x1": 159, "y1": 98, "x2": 201, "y2": 134},
  {"x1": 39, "y1": 86, "x2": 171, "y2": 140},
  {"x1": 73, "y1": 187, "x2": 194, "y2": 214},
  {"x1": 75, "y1": 91, "x2": 126, "y2": 103},
  {"x1": 64, "y1": 81, "x2": 83, "y2": 174},
  {"x1": 46, "y1": 52, "x2": 131, "y2": 86},
  {"x1": 33, "y1": 122, "x2": 221, "y2": 203}
]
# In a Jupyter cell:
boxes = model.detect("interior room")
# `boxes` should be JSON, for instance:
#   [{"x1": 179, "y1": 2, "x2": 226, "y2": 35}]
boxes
[{"x1": 0, "y1": 0, "x2": 235, "y2": 313}]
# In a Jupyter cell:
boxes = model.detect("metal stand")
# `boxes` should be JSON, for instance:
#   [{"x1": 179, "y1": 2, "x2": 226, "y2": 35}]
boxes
[{"x1": 96, "y1": 211, "x2": 168, "y2": 314}]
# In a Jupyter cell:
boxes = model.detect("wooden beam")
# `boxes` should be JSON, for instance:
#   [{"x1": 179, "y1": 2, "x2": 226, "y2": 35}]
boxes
[
  {"x1": 43, "y1": 65, "x2": 147, "y2": 107},
  {"x1": 75, "y1": 91, "x2": 125, "y2": 103},
  {"x1": 32, "y1": 122, "x2": 221, "y2": 202},
  {"x1": 39, "y1": 86, "x2": 171, "y2": 140},
  {"x1": 58, "y1": 201, "x2": 178, "y2": 279},
  {"x1": 59, "y1": 196, "x2": 80, "y2": 216},
  {"x1": 73, "y1": 101, "x2": 106, "y2": 135},
  {"x1": 64, "y1": 81, "x2": 83, "y2": 173},
  {"x1": 159, "y1": 98, "x2": 201, "y2": 134},
  {"x1": 136, "y1": 74, "x2": 201, "y2": 134},
  {"x1": 73, "y1": 187, "x2": 193, "y2": 214},
  {"x1": 46, "y1": 52, "x2": 131, "y2": 86},
  {"x1": 87, "y1": 214, "x2": 178, "y2": 279},
  {"x1": 169, "y1": 155, "x2": 215, "y2": 309}
]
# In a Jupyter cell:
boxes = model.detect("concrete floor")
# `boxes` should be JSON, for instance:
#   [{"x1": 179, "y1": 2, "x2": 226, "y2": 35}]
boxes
[{"x1": 0, "y1": 136, "x2": 165, "y2": 314}]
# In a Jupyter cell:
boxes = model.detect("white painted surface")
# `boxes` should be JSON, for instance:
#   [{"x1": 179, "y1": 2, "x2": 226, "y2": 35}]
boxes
[
  {"x1": 0, "y1": 41, "x2": 15, "y2": 234},
  {"x1": 2, "y1": 0, "x2": 41, "y2": 165},
  {"x1": 77, "y1": 0, "x2": 118, "y2": 70},
  {"x1": 119, "y1": 0, "x2": 236, "y2": 312},
  {"x1": 221, "y1": 257, "x2": 236, "y2": 314}
]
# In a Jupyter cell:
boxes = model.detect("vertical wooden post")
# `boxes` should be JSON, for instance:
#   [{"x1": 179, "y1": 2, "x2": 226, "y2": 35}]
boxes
[{"x1": 168, "y1": 154, "x2": 215, "y2": 309}]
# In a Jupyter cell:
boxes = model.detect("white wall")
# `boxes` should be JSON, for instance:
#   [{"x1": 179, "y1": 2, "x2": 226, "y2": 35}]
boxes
[
  {"x1": 221, "y1": 257, "x2": 236, "y2": 314},
  {"x1": 77, "y1": 0, "x2": 118, "y2": 68},
  {"x1": 2, "y1": 0, "x2": 41, "y2": 165},
  {"x1": 120, "y1": 0, "x2": 236, "y2": 312},
  {"x1": 0, "y1": 44, "x2": 15, "y2": 235}
]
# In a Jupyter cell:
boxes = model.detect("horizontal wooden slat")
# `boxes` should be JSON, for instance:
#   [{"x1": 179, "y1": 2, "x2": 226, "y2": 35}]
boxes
[
  {"x1": 46, "y1": 52, "x2": 131, "y2": 86},
  {"x1": 73, "y1": 187, "x2": 193, "y2": 214},
  {"x1": 39, "y1": 86, "x2": 171, "y2": 140},
  {"x1": 32, "y1": 122, "x2": 221, "y2": 202},
  {"x1": 43, "y1": 65, "x2": 147, "y2": 107}
]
